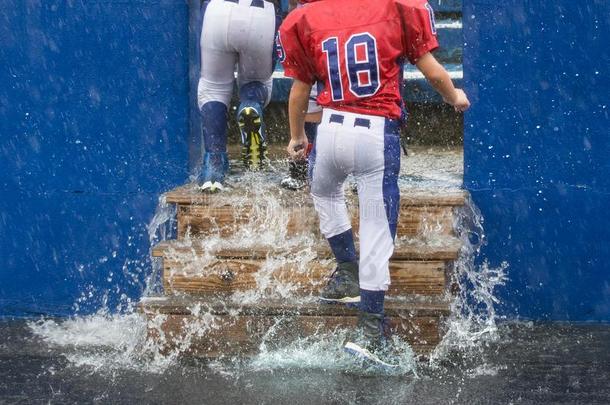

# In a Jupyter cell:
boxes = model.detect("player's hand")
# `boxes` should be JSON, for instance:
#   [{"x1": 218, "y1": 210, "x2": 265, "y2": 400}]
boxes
[
  {"x1": 287, "y1": 136, "x2": 308, "y2": 160},
  {"x1": 445, "y1": 89, "x2": 471, "y2": 112}
]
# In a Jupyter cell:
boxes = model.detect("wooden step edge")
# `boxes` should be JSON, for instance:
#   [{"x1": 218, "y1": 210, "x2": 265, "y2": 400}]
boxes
[
  {"x1": 163, "y1": 184, "x2": 466, "y2": 207},
  {"x1": 138, "y1": 295, "x2": 451, "y2": 317},
  {"x1": 151, "y1": 237, "x2": 461, "y2": 261}
]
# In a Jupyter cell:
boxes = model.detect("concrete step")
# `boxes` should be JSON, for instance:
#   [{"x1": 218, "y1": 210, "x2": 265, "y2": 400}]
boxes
[{"x1": 139, "y1": 295, "x2": 451, "y2": 357}]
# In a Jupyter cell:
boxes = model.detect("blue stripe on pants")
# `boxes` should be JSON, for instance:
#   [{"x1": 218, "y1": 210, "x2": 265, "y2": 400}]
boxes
[
  {"x1": 382, "y1": 119, "x2": 401, "y2": 239},
  {"x1": 308, "y1": 137, "x2": 317, "y2": 182}
]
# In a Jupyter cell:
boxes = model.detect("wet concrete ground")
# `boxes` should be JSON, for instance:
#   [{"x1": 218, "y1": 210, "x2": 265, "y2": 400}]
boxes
[{"x1": 1, "y1": 320, "x2": 609, "y2": 404}]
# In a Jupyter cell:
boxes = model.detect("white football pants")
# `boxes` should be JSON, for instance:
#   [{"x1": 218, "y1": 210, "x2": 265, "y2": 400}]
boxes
[
  {"x1": 310, "y1": 109, "x2": 402, "y2": 292},
  {"x1": 197, "y1": 0, "x2": 276, "y2": 110}
]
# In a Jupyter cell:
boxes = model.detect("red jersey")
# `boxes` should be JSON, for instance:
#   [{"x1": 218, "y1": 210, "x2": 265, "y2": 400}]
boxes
[{"x1": 278, "y1": 0, "x2": 438, "y2": 119}]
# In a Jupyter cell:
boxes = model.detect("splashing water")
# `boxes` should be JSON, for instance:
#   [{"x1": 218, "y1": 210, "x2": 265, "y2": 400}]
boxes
[
  {"x1": 26, "y1": 194, "x2": 181, "y2": 374},
  {"x1": 27, "y1": 148, "x2": 507, "y2": 377},
  {"x1": 428, "y1": 195, "x2": 509, "y2": 367},
  {"x1": 249, "y1": 327, "x2": 418, "y2": 376},
  {"x1": 28, "y1": 311, "x2": 150, "y2": 373},
  {"x1": 144, "y1": 195, "x2": 176, "y2": 297}
]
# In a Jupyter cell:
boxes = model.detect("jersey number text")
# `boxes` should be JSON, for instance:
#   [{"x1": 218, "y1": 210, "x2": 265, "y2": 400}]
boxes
[{"x1": 322, "y1": 33, "x2": 380, "y2": 101}]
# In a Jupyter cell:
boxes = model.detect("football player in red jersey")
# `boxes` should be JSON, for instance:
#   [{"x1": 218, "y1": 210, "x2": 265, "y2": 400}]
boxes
[{"x1": 278, "y1": 0, "x2": 470, "y2": 367}]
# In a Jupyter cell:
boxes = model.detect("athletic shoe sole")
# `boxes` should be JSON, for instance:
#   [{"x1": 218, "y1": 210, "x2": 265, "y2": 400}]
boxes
[
  {"x1": 238, "y1": 107, "x2": 267, "y2": 170},
  {"x1": 344, "y1": 342, "x2": 399, "y2": 369},
  {"x1": 199, "y1": 181, "x2": 224, "y2": 193},
  {"x1": 319, "y1": 295, "x2": 361, "y2": 303}
]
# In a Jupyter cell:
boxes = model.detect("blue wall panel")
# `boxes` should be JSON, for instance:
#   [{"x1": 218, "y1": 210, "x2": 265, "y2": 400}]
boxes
[
  {"x1": 0, "y1": 0, "x2": 189, "y2": 317},
  {"x1": 2, "y1": 0, "x2": 609, "y2": 321},
  {"x1": 463, "y1": 0, "x2": 610, "y2": 320}
]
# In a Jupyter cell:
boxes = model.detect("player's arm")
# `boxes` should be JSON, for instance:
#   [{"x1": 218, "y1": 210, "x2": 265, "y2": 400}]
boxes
[
  {"x1": 287, "y1": 79, "x2": 312, "y2": 159},
  {"x1": 415, "y1": 52, "x2": 470, "y2": 112},
  {"x1": 397, "y1": 0, "x2": 470, "y2": 112},
  {"x1": 278, "y1": 9, "x2": 316, "y2": 159}
]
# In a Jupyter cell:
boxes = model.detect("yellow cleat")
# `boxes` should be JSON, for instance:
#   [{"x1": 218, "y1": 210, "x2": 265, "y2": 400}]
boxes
[{"x1": 237, "y1": 106, "x2": 268, "y2": 170}]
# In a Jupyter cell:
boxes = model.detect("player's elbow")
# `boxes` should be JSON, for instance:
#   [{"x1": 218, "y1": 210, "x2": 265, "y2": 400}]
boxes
[{"x1": 424, "y1": 69, "x2": 449, "y2": 86}]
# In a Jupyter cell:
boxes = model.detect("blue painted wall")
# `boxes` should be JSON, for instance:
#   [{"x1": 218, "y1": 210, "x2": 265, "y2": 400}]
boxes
[
  {"x1": 463, "y1": 0, "x2": 610, "y2": 321},
  {"x1": 0, "y1": 0, "x2": 189, "y2": 317},
  {"x1": 2, "y1": 0, "x2": 608, "y2": 322}
]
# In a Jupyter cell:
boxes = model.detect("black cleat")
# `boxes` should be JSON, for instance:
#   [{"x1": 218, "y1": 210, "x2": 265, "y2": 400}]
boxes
[
  {"x1": 280, "y1": 159, "x2": 308, "y2": 190},
  {"x1": 344, "y1": 311, "x2": 400, "y2": 369},
  {"x1": 319, "y1": 262, "x2": 360, "y2": 303}
]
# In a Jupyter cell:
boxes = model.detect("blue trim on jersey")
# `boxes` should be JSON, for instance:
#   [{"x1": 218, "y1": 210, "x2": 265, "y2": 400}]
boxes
[
  {"x1": 382, "y1": 119, "x2": 401, "y2": 239},
  {"x1": 316, "y1": 81, "x2": 324, "y2": 95}
]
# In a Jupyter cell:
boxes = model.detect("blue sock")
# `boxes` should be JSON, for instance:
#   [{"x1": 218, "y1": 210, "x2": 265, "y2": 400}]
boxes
[
  {"x1": 200, "y1": 101, "x2": 228, "y2": 153},
  {"x1": 327, "y1": 229, "x2": 357, "y2": 264},
  {"x1": 202, "y1": 152, "x2": 229, "y2": 183},
  {"x1": 360, "y1": 289, "x2": 385, "y2": 314},
  {"x1": 239, "y1": 81, "x2": 268, "y2": 106}
]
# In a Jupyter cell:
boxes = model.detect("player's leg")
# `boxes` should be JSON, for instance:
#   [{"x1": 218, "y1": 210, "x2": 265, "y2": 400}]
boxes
[
  {"x1": 343, "y1": 117, "x2": 401, "y2": 368},
  {"x1": 311, "y1": 113, "x2": 359, "y2": 303},
  {"x1": 231, "y1": 0, "x2": 276, "y2": 169},
  {"x1": 197, "y1": 0, "x2": 237, "y2": 192}
]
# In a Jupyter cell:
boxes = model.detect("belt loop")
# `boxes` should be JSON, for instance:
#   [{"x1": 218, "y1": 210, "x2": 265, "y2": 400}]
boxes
[
  {"x1": 354, "y1": 118, "x2": 371, "y2": 129},
  {"x1": 329, "y1": 114, "x2": 344, "y2": 125}
]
